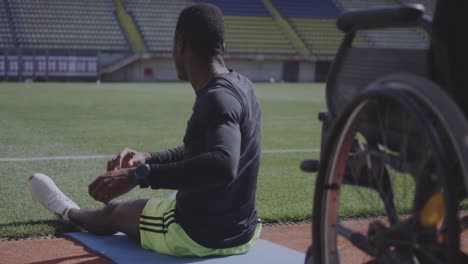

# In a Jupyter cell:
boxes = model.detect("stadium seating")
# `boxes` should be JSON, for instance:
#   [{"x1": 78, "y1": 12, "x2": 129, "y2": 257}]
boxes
[
  {"x1": 126, "y1": 0, "x2": 296, "y2": 55},
  {"x1": 124, "y1": 0, "x2": 192, "y2": 52},
  {"x1": 197, "y1": 0, "x2": 296, "y2": 55},
  {"x1": 2, "y1": 0, "x2": 434, "y2": 78},
  {"x1": 336, "y1": 0, "x2": 394, "y2": 10},
  {"x1": 271, "y1": 0, "x2": 340, "y2": 19},
  {"x1": 9, "y1": 0, "x2": 128, "y2": 51},
  {"x1": 268, "y1": 0, "x2": 363, "y2": 56},
  {"x1": 289, "y1": 19, "x2": 351, "y2": 56},
  {"x1": 360, "y1": 27, "x2": 429, "y2": 49},
  {"x1": 224, "y1": 16, "x2": 295, "y2": 55},
  {"x1": 0, "y1": 0, "x2": 14, "y2": 49},
  {"x1": 336, "y1": 0, "x2": 429, "y2": 49}
]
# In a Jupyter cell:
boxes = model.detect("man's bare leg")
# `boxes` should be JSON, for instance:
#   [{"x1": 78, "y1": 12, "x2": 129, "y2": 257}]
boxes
[{"x1": 68, "y1": 199, "x2": 148, "y2": 243}]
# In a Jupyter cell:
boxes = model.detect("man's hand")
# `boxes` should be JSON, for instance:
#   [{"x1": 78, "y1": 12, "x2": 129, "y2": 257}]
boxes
[
  {"x1": 88, "y1": 168, "x2": 138, "y2": 204},
  {"x1": 107, "y1": 148, "x2": 151, "y2": 171}
]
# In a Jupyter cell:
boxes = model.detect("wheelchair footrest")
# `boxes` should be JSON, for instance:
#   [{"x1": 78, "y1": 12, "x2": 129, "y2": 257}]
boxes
[{"x1": 300, "y1": 159, "x2": 320, "y2": 173}]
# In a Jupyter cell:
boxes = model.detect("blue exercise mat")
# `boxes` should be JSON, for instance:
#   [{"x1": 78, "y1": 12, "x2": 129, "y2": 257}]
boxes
[{"x1": 65, "y1": 232, "x2": 304, "y2": 264}]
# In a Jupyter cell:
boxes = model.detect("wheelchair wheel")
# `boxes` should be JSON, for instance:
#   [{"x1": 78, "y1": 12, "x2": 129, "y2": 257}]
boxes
[{"x1": 312, "y1": 74, "x2": 468, "y2": 263}]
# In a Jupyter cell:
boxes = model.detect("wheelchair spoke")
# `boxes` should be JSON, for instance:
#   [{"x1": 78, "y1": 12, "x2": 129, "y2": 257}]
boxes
[
  {"x1": 336, "y1": 223, "x2": 375, "y2": 257},
  {"x1": 377, "y1": 162, "x2": 399, "y2": 225}
]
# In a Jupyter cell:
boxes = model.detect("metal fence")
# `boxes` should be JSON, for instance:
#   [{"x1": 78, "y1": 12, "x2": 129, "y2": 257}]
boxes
[{"x1": 0, "y1": 50, "x2": 98, "y2": 81}]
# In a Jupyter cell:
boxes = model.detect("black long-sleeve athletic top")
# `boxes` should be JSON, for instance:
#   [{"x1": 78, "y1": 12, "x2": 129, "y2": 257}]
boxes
[{"x1": 147, "y1": 71, "x2": 261, "y2": 249}]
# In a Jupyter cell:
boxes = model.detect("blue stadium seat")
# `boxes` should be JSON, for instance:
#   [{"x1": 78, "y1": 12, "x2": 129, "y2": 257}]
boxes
[
  {"x1": 336, "y1": 0, "x2": 394, "y2": 10},
  {"x1": 195, "y1": 0, "x2": 270, "y2": 16},
  {"x1": 271, "y1": 0, "x2": 340, "y2": 19}
]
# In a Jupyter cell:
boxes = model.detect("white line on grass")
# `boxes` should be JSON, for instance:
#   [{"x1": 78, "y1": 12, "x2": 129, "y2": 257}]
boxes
[
  {"x1": 0, "y1": 149, "x2": 320, "y2": 162},
  {"x1": 0, "y1": 155, "x2": 112, "y2": 162},
  {"x1": 261, "y1": 149, "x2": 319, "y2": 154}
]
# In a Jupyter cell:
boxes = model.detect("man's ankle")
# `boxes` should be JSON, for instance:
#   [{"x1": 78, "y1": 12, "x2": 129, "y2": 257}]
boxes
[{"x1": 66, "y1": 207, "x2": 79, "y2": 222}]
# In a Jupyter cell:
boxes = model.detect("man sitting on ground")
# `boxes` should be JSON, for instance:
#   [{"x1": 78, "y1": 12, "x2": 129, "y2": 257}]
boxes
[{"x1": 29, "y1": 3, "x2": 262, "y2": 257}]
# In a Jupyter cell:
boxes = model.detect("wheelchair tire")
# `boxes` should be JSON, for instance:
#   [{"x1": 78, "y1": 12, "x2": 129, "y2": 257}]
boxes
[{"x1": 311, "y1": 74, "x2": 468, "y2": 264}]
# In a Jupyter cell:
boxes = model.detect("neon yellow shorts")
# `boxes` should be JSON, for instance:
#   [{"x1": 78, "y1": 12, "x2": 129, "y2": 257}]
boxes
[{"x1": 140, "y1": 198, "x2": 262, "y2": 257}]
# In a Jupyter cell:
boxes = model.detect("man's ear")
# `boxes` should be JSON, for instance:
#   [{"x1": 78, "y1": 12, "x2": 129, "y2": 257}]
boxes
[{"x1": 175, "y1": 34, "x2": 185, "y2": 53}]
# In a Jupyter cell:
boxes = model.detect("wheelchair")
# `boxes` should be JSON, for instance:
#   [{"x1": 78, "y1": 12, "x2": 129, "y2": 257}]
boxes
[{"x1": 302, "y1": 2, "x2": 468, "y2": 263}]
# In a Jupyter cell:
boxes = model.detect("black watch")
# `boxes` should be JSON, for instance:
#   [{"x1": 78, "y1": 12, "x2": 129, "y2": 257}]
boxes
[{"x1": 134, "y1": 164, "x2": 150, "y2": 188}]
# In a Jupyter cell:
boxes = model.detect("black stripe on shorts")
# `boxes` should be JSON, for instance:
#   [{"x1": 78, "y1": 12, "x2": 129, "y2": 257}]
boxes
[
  {"x1": 140, "y1": 210, "x2": 176, "y2": 234},
  {"x1": 140, "y1": 209, "x2": 175, "y2": 221},
  {"x1": 140, "y1": 220, "x2": 176, "y2": 234}
]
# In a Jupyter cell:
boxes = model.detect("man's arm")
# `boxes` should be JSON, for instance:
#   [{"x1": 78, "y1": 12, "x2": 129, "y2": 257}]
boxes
[
  {"x1": 147, "y1": 91, "x2": 242, "y2": 192},
  {"x1": 148, "y1": 121, "x2": 240, "y2": 192},
  {"x1": 148, "y1": 145, "x2": 185, "y2": 164},
  {"x1": 107, "y1": 145, "x2": 185, "y2": 171},
  {"x1": 88, "y1": 117, "x2": 239, "y2": 203}
]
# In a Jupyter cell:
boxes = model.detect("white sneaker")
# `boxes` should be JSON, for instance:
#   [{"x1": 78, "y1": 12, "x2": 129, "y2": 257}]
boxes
[{"x1": 28, "y1": 173, "x2": 80, "y2": 223}]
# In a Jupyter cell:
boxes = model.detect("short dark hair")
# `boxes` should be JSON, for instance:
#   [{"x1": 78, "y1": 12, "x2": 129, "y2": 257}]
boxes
[{"x1": 175, "y1": 3, "x2": 225, "y2": 60}]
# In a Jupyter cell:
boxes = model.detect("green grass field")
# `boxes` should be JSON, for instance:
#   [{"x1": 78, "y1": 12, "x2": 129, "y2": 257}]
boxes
[
  {"x1": 2, "y1": 82, "x2": 466, "y2": 239},
  {"x1": 0, "y1": 82, "x2": 324, "y2": 238}
]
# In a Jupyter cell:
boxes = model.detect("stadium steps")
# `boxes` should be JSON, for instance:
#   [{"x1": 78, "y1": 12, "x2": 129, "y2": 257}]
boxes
[
  {"x1": 267, "y1": 0, "x2": 355, "y2": 57},
  {"x1": 124, "y1": 0, "x2": 192, "y2": 53},
  {"x1": 261, "y1": 0, "x2": 310, "y2": 56},
  {"x1": 112, "y1": 0, "x2": 146, "y2": 53},
  {"x1": 289, "y1": 18, "x2": 368, "y2": 56},
  {"x1": 197, "y1": 0, "x2": 297, "y2": 56}
]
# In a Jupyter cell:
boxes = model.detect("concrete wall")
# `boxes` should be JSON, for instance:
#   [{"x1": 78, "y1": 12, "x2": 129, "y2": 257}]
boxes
[
  {"x1": 98, "y1": 52, "x2": 131, "y2": 67},
  {"x1": 102, "y1": 57, "x2": 317, "y2": 82},
  {"x1": 152, "y1": 59, "x2": 178, "y2": 81},
  {"x1": 225, "y1": 59, "x2": 283, "y2": 82},
  {"x1": 298, "y1": 61, "x2": 316, "y2": 82},
  {"x1": 102, "y1": 58, "x2": 177, "y2": 82}
]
